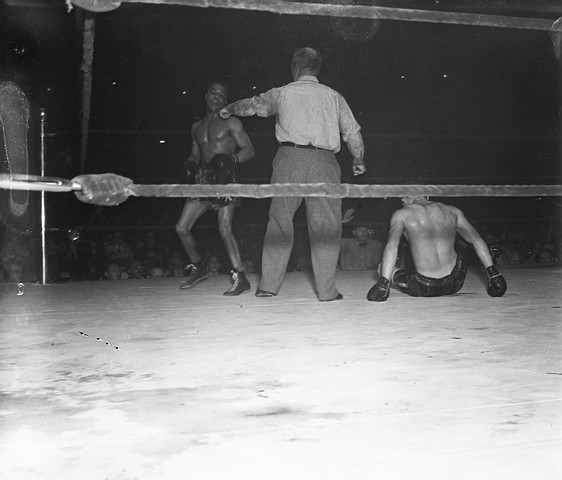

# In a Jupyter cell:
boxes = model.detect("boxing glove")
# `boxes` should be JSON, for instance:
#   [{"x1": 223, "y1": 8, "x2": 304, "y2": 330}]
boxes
[
  {"x1": 211, "y1": 153, "x2": 239, "y2": 184},
  {"x1": 367, "y1": 276, "x2": 391, "y2": 302},
  {"x1": 485, "y1": 265, "x2": 507, "y2": 297},
  {"x1": 184, "y1": 161, "x2": 199, "y2": 184}
]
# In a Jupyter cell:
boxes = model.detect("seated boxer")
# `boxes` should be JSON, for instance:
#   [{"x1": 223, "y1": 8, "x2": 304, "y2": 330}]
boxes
[
  {"x1": 367, "y1": 194, "x2": 506, "y2": 301},
  {"x1": 176, "y1": 81, "x2": 255, "y2": 295}
]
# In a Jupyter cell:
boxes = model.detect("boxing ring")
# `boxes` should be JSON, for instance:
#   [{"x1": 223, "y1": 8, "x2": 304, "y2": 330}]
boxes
[
  {"x1": 1, "y1": 265, "x2": 561, "y2": 480},
  {"x1": 1, "y1": 1, "x2": 562, "y2": 479}
]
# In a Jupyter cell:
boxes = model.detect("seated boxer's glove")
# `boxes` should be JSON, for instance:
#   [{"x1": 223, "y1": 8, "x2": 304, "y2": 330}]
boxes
[
  {"x1": 485, "y1": 266, "x2": 507, "y2": 297},
  {"x1": 367, "y1": 276, "x2": 391, "y2": 302},
  {"x1": 211, "y1": 153, "x2": 239, "y2": 184},
  {"x1": 184, "y1": 161, "x2": 199, "y2": 184}
]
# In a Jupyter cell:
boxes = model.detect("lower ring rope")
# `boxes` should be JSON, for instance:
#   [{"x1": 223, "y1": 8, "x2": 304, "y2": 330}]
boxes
[{"x1": 0, "y1": 173, "x2": 560, "y2": 206}]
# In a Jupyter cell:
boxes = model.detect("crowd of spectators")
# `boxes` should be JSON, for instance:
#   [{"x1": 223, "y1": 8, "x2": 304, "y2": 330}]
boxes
[
  {"x1": 470, "y1": 232, "x2": 560, "y2": 266},
  {"x1": 0, "y1": 225, "x2": 268, "y2": 283},
  {"x1": 42, "y1": 228, "x2": 256, "y2": 283},
  {"x1": 0, "y1": 222, "x2": 560, "y2": 284},
  {"x1": 0, "y1": 229, "x2": 39, "y2": 284}
]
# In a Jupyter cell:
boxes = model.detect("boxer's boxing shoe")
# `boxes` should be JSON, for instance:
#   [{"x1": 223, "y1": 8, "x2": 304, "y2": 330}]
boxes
[
  {"x1": 223, "y1": 270, "x2": 251, "y2": 296},
  {"x1": 180, "y1": 261, "x2": 208, "y2": 290}
]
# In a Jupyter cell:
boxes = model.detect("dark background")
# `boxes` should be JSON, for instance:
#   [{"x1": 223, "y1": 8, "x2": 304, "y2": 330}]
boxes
[{"x1": 0, "y1": 0, "x2": 560, "y2": 232}]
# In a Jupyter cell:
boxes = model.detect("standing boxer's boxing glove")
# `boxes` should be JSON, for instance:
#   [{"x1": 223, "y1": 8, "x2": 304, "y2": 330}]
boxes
[{"x1": 211, "y1": 153, "x2": 239, "y2": 184}]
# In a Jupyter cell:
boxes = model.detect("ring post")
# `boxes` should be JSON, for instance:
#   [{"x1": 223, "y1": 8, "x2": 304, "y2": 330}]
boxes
[{"x1": 40, "y1": 108, "x2": 47, "y2": 285}]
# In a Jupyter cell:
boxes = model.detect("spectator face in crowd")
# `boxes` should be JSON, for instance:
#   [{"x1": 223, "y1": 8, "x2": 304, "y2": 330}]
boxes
[
  {"x1": 543, "y1": 243, "x2": 557, "y2": 256},
  {"x1": 296, "y1": 254, "x2": 312, "y2": 272},
  {"x1": 144, "y1": 249, "x2": 160, "y2": 268},
  {"x1": 128, "y1": 260, "x2": 145, "y2": 279},
  {"x1": 352, "y1": 226, "x2": 373, "y2": 243},
  {"x1": 133, "y1": 236, "x2": 145, "y2": 251},
  {"x1": 141, "y1": 258, "x2": 153, "y2": 274},
  {"x1": 169, "y1": 250, "x2": 186, "y2": 269},
  {"x1": 84, "y1": 257, "x2": 102, "y2": 280},
  {"x1": 537, "y1": 248, "x2": 555, "y2": 264},
  {"x1": 206, "y1": 255, "x2": 222, "y2": 275},
  {"x1": 105, "y1": 262, "x2": 124, "y2": 280},
  {"x1": 503, "y1": 241, "x2": 522, "y2": 265},
  {"x1": 104, "y1": 231, "x2": 132, "y2": 267},
  {"x1": 169, "y1": 251, "x2": 186, "y2": 277},
  {"x1": 242, "y1": 258, "x2": 255, "y2": 274},
  {"x1": 112, "y1": 231, "x2": 126, "y2": 246},
  {"x1": 149, "y1": 266, "x2": 164, "y2": 279},
  {"x1": 485, "y1": 234, "x2": 498, "y2": 246},
  {"x1": 145, "y1": 231, "x2": 158, "y2": 248},
  {"x1": 339, "y1": 221, "x2": 383, "y2": 271},
  {"x1": 88, "y1": 239, "x2": 99, "y2": 257},
  {"x1": 509, "y1": 250, "x2": 522, "y2": 265},
  {"x1": 287, "y1": 229, "x2": 312, "y2": 272}
]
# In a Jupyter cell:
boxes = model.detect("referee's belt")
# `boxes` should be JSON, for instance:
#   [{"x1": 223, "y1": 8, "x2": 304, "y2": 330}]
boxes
[{"x1": 280, "y1": 142, "x2": 331, "y2": 152}]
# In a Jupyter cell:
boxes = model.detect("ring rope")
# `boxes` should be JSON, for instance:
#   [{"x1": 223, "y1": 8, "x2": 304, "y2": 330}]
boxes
[
  {"x1": 117, "y1": 0, "x2": 559, "y2": 32},
  {"x1": 129, "y1": 183, "x2": 562, "y2": 198},
  {"x1": 0, "y1": 174, "x2": 560, "y2": 200}
]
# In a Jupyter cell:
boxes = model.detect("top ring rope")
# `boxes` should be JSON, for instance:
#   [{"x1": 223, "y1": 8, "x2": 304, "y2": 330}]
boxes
[
  {"x1": 115, "y1": 0, "x2": 559, "y2": 32},
  {"x1": 0, "y1": 174, "x2": 560, "y2": 207}
]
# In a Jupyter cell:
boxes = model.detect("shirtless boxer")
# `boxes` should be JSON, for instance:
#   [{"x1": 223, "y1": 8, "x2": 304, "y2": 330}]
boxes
[
  {"x1": 367, "y1": 194, "x2": 507, "y2": 301},
  {"x1": 176, "y1": 81, "x2": 255, "y2": 295}
]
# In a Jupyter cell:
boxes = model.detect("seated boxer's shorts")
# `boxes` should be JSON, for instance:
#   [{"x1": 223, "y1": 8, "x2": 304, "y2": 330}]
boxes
[{"x1": 392, "y1": 256, "x2": 467, "y2": 297}]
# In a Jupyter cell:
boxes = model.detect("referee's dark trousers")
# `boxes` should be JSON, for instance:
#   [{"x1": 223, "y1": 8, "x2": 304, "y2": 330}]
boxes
[{"x1": 258, "y1": 145, "x2": 342, "y2": 300}]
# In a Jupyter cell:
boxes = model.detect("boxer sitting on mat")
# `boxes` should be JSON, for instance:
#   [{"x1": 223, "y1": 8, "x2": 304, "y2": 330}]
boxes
[{"x1": 367, "y1": 193, "x2": 507, "y2": 301}]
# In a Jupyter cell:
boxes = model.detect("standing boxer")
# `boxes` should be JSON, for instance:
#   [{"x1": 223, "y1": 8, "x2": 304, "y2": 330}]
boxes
[{"x1": 176, "y1": 81, "x2": 255, "y2": 295}]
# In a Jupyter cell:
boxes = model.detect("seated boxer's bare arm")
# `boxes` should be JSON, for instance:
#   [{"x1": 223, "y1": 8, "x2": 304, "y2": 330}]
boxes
[
  {"x1": 454, "y1": 207, "x2": 494, "y2": 269},
  {"x1": 446, "y1": 205, "x2": 506, "y2": 297},
  {"x1": 379, "y1": 210, "x2": 406, "y2": 281}
]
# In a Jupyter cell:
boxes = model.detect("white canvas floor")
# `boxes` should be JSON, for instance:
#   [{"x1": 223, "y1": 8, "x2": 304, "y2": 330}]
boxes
[{"x1": 1, "y1": 266, "x2": 561, "y2": 480}]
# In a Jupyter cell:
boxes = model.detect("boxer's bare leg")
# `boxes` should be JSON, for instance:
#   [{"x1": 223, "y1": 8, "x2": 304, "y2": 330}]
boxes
[{"x1": 176, "y1": 200, "x2": 209, "y2": 289}]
